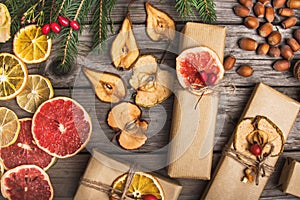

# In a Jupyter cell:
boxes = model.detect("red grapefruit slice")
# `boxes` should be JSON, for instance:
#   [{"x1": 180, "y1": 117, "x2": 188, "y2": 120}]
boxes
[
  {"x1": 1, "y1": 165, "x2": 53, "y2": 200},
  {"x1": 0, "y1": 118, "x2": 56, "y2": 171},
  {"x1": 176, "y1": 46, "x2": 225, "y2": 95},
  {"x1": 32, "y1": 97, "x2": 92, "y2": 158}
]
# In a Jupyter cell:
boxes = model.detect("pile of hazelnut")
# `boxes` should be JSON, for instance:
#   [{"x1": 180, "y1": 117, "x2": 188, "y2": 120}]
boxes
[{"x1": 224, "y1": 0, "x2": 300, "y2": 78}]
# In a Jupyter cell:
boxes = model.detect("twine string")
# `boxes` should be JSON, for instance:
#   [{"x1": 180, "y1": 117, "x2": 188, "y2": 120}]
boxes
[{"x1": 80, "y1": 165, "x2": 138, "y2": 200}]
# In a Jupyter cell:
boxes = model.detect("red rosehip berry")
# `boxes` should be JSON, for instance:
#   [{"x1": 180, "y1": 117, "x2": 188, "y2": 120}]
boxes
[
  {"x1": 70, "y1": 20, "x2": 80, "y2": 30},
  {"x1": 199, "y1": 71, "x2": 208, "y2": 84},
  {"x1": 50, "y1": 22, "x2": 61, "y2": 33},
  {"x1": 58, "y1": 16, "x2": 69, "y2": 27},
  {"x1": 208, "y1": 73, "x2": 217, "y2": 85},
  {"x1": 142, "y1": 194, "x2": 158, "y2": 200},
  {"x1": 41, "y1": 24, "x2": 50, "y2": 35},
  {"x1": 250, "y1": 144, "x2": 262, "y2": 156}
]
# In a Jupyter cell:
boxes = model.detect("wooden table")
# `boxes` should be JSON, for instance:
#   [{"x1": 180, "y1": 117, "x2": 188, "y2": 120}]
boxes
[{"x1": 1, "y1": 0, "x2": 300, "y2": 199}]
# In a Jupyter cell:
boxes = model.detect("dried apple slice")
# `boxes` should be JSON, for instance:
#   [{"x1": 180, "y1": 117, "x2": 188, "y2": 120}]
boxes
[
  {"x1": 82, "y1": 67, "x2": 126, "y2": 103},
  {"x1": 111, "y1": 16, "x2": 139, "y2": 70},
  {"x1": 129, "y1": 55, "x2": 173, "y2": 107},
  {"x1": 107, "y1": 102, "x2": 148, "y2": 150},
  {"x1": 145, "y1": 2, "x2": 176, "y2": 41}
]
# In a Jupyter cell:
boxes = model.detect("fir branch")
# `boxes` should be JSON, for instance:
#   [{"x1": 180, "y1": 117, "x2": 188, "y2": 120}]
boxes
[{"x1": 175, "y1": 0, "x2": 216, "y2": 23}]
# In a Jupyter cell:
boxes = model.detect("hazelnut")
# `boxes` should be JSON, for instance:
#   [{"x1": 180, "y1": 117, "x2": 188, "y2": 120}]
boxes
[
  {"x1": 293, "y1": 60, "x2": 300, "y2": 81},
  {"x1": 223, "y1": 55, "x2": 236, "y2": 70},
  {"x1": 287, "y1": 0, "x2": 300, "y2": 8},
  {"x1": 268, "y1": 31, "x2": 282, "y2": 46},
  {"x1": 237, "y1": 65, "x2": 253, "y2": 77},
  {"x1": 268, "y1": 46, "x2": 281, "y2": 57},
  {"x1": 265, "y1": 6, "x2": 275, "y2": 22},
  {"x1": 273, "y1": 59, "x2": 290, "y2": 71},
  {"x1": 273, "y1": 0, "x2": 287, "y2": 8},
  {"x1": 239, "y1": 0, "x2": 254, "y2": 8},
  {"x1": 258, "y1": 23, "x2": 273, "y2": 37},
  {"x1": 281, "y1": 17, "x2": 297, "y2": 29},
  {"x1": 239, "y1": 37, "x2": 258, "y2": 51},
  {"x1": 287, "y1": 38, "x2": 300, "y2": 51},
  {"x1": 278, "y1": 8, "x2": 295, "y2": 16},
  {"x1": 254, "y1": 2, "x2": 265, "y2": 18},
  {"x1": 280, "y1": 45, "x2": 294, "y2": 60},
  {"x1": 257, "y1": 43, "x2": 270, "y2": 55},
  {"x1": 244, "y1": 16, "x2": 259, "y2": 29},
  {"x1": 294, "y1": 29, "x2": 300, "y2": 43},
  {"x1": 259, "y1": 0, "x2": 271, "y2": 5},
  {"x1": 234, "y1": 5, "x2": 251, "y2": 17}
]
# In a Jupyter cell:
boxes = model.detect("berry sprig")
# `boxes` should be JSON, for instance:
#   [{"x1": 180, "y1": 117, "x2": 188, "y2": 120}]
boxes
[
  {"x1": 20, "y1": 0, "x2": 45, "y2": 26},
  {"x1": 41, "y1": 16, "x2": 80, "y2": 35}
]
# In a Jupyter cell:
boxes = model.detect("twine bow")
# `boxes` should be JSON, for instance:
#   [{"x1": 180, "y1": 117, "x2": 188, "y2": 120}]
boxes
[
  {"x1": 80, "y1": 164, "x2": 138, "y2": 200},
  {"x1": 223, "y1": 146, "x2": 275, "y2": 185}
]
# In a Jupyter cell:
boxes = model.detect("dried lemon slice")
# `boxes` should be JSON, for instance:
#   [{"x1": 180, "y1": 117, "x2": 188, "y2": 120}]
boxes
[
  {"x1": 0, "y1": 107, "x2": 20, "y2": 147},
  {"x1": 0, "y1": 53, "x2": 28, "y2": 100},
  {"x1": 111, "y1": 172, "x2": 165, "y2": 200},
  {"x1": 16, "y1": 74, "x2": 54, "y2": 113},
  {"x1": 13, "y1": 25, "x2": 52, "y2": 64},
  {"x1": 0, "y1": 3, "x2": 11, "y2": 43}
]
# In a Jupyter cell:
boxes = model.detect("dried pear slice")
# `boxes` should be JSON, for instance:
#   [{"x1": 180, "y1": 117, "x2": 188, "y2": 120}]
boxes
[
  {"x1": 82, "y1": 67, "x2": 126, "y2": 103},
  {"x1": 233, "y1": 118, "x2": 255, "y2": 152},
  {"x1": 111, "y1": 16, "x2": 139, "y2": 70},
  {"x1": 107, "y1": 102, "x2": 148, "y2": 150},
  {"x1": 0, "y1": 3, "x2": 11, "y2": 43},
  {"x1": 145, "y1": 2, "x2": 175, "y2": 41},
  {"x1": 129, "y1": 55, "x2": 174, "y2": 107},
  {"x1": 256, "y1": 116, "x2": 284, "y2": 156}
]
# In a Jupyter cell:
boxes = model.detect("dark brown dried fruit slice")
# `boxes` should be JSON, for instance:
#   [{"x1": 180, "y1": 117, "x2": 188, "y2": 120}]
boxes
[
  {"x1": 129, "y1": 55, "x2": 173, "y2": 107},
  {"x1": 111, "y1": 16, "x2": 139, "y2": 70},
  {"x1": 1, "y1": 165, "x2": 53, "y2": 200},
  {"x1": 107, "y1": 102, "x2": 148, "y2": 150},
  {"x1": 82, "y1": 67, "x2": 126, "y2": 103},
  {"x1": 145, "y1": 2, "x2": 175, "y2": 41}
]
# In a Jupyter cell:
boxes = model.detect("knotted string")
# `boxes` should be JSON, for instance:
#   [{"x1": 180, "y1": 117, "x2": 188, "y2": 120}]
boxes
[
  {"x1": 80, "y1": 164, "x2": 138, "y2": 200},
  {"x1": 223, "y1": 146, "x2": 275, "y2": 185}
]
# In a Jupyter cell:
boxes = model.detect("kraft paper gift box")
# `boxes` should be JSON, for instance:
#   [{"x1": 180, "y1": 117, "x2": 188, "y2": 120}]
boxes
[
  {"x1": 202, "y1": 83, "x2": 300, "y2": 200},
  {"x1": 74, "y1": 150, "x2": 182, "y2": 200},
  {"x1": 278, "y1": 157, "x2": 300, "y2": 198},
  {"x1": 167, "y1": 22, "x2": 226, "y2": 179}
]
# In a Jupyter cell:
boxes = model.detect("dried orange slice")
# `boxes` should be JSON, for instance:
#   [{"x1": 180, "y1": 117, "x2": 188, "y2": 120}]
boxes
[
  {"x1": 111, "y1": 172, "x2": 165, "y2": 200},
  {"x1": 0, "y1": 107, "x2": 20, "y2": 148},
  {"x1": 13, "y1": 25, "x2": 52, "y2": 64},
  {"x1": 0, "y1": 53, "x2": 28, "y2": 100},
  {"x1": 16, "y1": 74, "x2": 54, "y2": 113}
]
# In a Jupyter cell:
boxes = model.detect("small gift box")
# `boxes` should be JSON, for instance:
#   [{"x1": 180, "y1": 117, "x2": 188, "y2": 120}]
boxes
[
  {"x1": 167, "y1": 22, "x2": 226, "y2": 180},
  {"x1": 278, "y1": 157, "x2": 300, "y2": 198},
  {"x1": 202, "y1": 83, "x2": 300, "y2": 200},
  {"x1": 74, "y1": 150, "x2": 182, "y2": 200}
]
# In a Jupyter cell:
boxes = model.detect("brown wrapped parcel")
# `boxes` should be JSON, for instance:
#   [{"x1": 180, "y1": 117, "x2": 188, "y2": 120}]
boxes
[
  {"x1": 202, "y1": 83, "x2": 300, "y2": 200},
  {"x1": 74, "y1": 150, "x2": 182, "y2": 200},
  {"x1": 167, "y1": 22, "x2": 226, "y2": 179}
]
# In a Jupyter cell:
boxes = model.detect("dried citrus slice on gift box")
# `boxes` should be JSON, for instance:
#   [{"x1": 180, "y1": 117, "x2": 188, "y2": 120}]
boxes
[
  {"x1": 0, "y1": 107, "x2": 20, "y2": 148},
  {"x1": 0, "y1": 53, "x2": 28, "y2": 100},
  {"x1": 111, "y1": 172, "x2": 165, "y2": 200},
  {"x1": 176, "y1": 46, "x2": 225, "y2": 95},
  {"x1": 16, "y1": 74, "x2": 54, "y2": 113},
  {"x1": 13, "y1": 25, "x2": 52, "y2": 64},
  {"x1": 1, "y1": 165, "x2": 54, "y2": 200}
]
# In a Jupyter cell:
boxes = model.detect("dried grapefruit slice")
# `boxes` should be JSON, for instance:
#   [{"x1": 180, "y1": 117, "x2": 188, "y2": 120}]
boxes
[
  {"x1": 111, "y1": 172, "x2": 165, "y2": 200},
  {"x1": 32, "y1": 97, "x2": 92, "y2": 158},
  {"x1": 13, "y1": 25, "x2": 52, "y2": 64},
  {"x1": 0, "y1": 107, "x2": 20, "y2": 148},
  {"x1": 1, "y1": 165, "x2": 53, "y2": 200},
  {"x1": 176, "y1": 46, "x2": 224, "y2": 95},
  {"x1": 16, "y1": 74, "x2": 54, "y2": 113},
  {"x1": 0, "y1": 53, "x2": 28, "y2": 100},
  {"x1": 0, "y1": 118, "x2": 56, "y2": 171}
]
